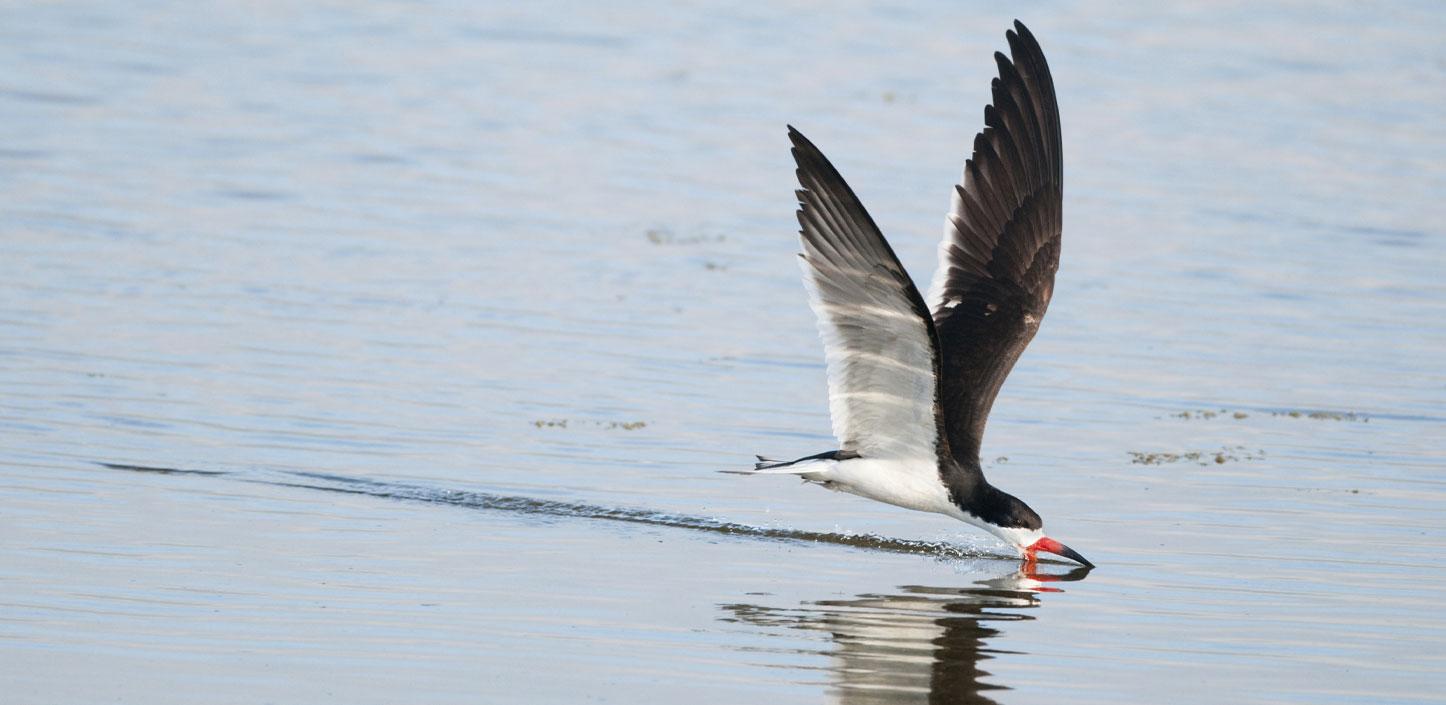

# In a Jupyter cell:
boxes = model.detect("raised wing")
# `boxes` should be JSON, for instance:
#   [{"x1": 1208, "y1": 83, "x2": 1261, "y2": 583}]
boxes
[
  {"x1": 789, "y1": 126, "x2": 943, "y2": 460},
  {"x1": 923, "y1": 21, "x2": 1063, "y2": 466}
]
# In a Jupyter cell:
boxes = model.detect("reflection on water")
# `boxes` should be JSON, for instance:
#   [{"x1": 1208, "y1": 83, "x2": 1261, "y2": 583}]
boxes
[{"x1": 722, "y1": 565, "x2": 1090, "y2": 704}]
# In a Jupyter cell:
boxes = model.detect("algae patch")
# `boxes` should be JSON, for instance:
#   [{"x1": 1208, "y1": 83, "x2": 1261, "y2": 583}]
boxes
[
  {"x1": 644, "y1": 227, "x2": 727, "y2": 245},
  {"x1": 1166, "y1": 407, "x2": 1368, "y2": 422},
  {"x1": 1169, "y1": 408, "x2": 1250, "y2": 420},
  {"x1": 1129, "y1": 446, "x2": 1266, "y2": 466},
  {"x1": 1273, "y1": 410, "x2": 1367, "y2": 422},
  {"x1": 533, "y1": 419, "x2": 648, "y2": 431}
]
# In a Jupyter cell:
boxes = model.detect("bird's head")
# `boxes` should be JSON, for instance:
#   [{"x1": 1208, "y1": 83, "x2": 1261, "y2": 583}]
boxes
[{"x1": 973, "y1": 486, "x2": 1094, "y2": 568}]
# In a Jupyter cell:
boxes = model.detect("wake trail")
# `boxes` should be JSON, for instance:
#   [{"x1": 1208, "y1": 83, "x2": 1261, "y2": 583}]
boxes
[{"x1": 98, "y1": 462, "x2": 1017, "y2": 561}]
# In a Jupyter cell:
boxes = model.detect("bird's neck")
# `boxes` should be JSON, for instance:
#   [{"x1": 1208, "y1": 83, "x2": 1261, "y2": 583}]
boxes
[{"x1": 948, "y1": 480, "x2": 1039, "y2": 531}]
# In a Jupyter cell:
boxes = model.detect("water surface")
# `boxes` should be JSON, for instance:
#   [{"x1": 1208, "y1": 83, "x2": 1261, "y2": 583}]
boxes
[{"x1": 3, "y1": 1, "x2": 1444, "y2": 703}]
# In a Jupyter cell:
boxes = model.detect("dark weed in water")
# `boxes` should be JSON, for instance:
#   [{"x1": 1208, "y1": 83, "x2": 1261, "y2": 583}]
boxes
[
  {"x1": 1168, "y1": 408, "x2": 1250, "y2": 420},
  {"x1": 1272, "y1": 410, "x2": 1367, "y2": 422},
  {"x1": 1165, "y1": 408, "x2": 1368, "y2": 422},
  {"x1": 644, "y1": 227, "x2": 727, "y2": 245},
  {"x1": 532, "y1": 419, "x2": 647, "y2": 430},
  {"x1": 1128, "y1": 446, "x2": 1266, "y2": 466}
]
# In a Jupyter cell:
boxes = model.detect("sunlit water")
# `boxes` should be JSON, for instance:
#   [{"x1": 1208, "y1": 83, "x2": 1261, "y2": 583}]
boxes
[{"x1": 3, "y1": 2, "x2": 1444, "y2": 703}]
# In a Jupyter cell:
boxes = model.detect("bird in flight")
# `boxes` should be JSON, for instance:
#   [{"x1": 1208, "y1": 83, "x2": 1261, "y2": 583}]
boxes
[{"x1": 739, "y1": 21, "x2": 1091, "y2": 568}]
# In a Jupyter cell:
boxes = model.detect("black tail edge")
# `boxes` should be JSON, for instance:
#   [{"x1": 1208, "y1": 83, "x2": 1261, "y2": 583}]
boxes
[{"x1": 752, "y1": 449, "x2": 859, "y2": 471}]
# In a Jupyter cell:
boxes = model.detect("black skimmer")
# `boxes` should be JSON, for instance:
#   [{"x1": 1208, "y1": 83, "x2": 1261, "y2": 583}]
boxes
[{"x1": 741, "y1": 21, "x2": 1092, "y2": 568}]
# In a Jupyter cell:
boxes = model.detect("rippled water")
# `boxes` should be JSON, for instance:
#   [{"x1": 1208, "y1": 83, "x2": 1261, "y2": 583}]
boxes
[{"x1": 3, "y1": 2, "x2": 1444, "y2": 703}]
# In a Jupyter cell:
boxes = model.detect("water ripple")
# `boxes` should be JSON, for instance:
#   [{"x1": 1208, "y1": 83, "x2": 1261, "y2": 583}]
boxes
[{"x1": 98, "y1": 462, "x2": 1034, "y2": 563}]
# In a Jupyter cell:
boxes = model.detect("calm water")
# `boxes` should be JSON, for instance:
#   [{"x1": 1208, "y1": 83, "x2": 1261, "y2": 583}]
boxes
[{"x1": 3, "y1": 1, "x2": 1445, "y2": 703}]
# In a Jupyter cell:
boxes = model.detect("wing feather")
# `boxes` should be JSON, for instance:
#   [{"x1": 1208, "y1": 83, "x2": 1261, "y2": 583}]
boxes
[
  {"x1": 923, "y1": 21, "x2": 1064, "y2": 466},
  {"x1": 788, "y1": 127, "x2": 942, "y2": 460}
]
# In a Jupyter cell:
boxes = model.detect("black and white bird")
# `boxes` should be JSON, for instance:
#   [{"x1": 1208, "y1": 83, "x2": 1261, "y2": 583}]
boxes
[{"x1": 740, "y1": 21, "x2": 1092, "y2": 568}]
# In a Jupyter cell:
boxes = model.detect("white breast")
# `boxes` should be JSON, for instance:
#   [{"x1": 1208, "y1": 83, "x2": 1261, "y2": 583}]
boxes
[{"x1": 825, "y1": 457, "x2": 956, "y2": 516}]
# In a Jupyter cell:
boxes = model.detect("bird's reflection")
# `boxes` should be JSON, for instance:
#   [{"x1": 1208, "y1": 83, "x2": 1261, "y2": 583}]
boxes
[{"x1": 720, "y1": 562, "x2": 1090, "y2": 705}]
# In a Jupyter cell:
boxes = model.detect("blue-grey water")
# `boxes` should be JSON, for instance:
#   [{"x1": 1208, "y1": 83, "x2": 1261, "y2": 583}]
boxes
[{"x1": 3, "y1": 2, "x2": 1444, "y2": 703}]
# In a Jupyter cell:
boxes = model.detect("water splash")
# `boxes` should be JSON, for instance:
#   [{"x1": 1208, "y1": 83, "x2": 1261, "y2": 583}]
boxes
[{"x1": 99, "y1": 462, "x2": 1020, "y2": 561}]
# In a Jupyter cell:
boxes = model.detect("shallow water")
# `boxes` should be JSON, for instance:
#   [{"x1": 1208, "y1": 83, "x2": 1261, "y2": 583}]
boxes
[{"x1": 3, "y1": 1, "x2": 1445, "y2": 703}]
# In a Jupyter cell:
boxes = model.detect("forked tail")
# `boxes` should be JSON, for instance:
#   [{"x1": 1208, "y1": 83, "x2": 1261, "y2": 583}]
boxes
[
  {"x1": 720, "y1": 449, "x2": 860, "y2": 477},
  {"x1": 753, "y1": 455, "x2": 796, "y2": 471}
]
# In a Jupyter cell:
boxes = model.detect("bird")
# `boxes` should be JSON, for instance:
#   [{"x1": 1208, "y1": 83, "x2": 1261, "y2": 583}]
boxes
[{"x1": 737, "y1": 21, "x2": 1092, "y2": 568}]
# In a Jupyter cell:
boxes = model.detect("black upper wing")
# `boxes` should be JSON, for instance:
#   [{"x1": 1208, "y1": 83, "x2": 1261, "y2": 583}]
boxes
[{"x1": 923, "y1": 21, "x2": 1063, "y2": 467}]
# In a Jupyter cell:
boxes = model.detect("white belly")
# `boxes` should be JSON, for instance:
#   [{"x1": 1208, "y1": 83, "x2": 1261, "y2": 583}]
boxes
[{"x1": 823, "y1": 457, "x2": 955, "y2": 516}]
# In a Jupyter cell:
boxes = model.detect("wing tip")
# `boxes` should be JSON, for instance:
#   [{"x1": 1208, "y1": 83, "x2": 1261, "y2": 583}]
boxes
[
  {"x1": 1009, "y1": 19, "x2": 1043, "y2": 55},
  {"x1": 1004, "y1": 20, "x2": 1054, "y2": 89},
  {"x1": 1008, "y1": 19, "x2": 1033, "y2": 46},
  {"x1": 788, "y1": 126, "x2": 819, "y2": 181},
  {"x1": 787, "y1": 124, "x2": 812, "y2": 152}
]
